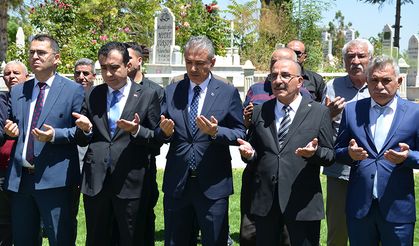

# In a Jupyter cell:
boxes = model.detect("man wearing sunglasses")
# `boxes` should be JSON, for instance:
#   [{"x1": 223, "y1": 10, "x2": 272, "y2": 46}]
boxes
[{"x1": 287, "y1": 40, "x2": 325, "y2": 102}]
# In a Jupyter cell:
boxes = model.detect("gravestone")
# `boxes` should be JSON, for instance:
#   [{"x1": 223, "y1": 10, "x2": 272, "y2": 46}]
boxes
[
  {"x1": 345, "y1": 28, "x2": 355, "y2": 44},
  {"x1": 151, "y1": 8, "x2": 175, "y2": 65},
  {"x1": 321, "y1": 31, "x2": 333, "y2": 61},
  {"x1": 382, "y1": 24, "x2": 393, "y2": 57},
  {"x1": 407, "y1": 35, "x2": 419, "y2": 87}
]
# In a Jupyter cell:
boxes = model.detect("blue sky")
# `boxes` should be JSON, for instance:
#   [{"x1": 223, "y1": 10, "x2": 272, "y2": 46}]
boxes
[{"x1": 216, "y1": 0, "x2": 418, "y2": 51}]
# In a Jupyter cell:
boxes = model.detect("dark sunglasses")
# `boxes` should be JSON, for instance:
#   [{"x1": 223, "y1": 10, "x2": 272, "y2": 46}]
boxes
[{"x1": 294, "y1": 50, "x2": 306, "y2": 57}]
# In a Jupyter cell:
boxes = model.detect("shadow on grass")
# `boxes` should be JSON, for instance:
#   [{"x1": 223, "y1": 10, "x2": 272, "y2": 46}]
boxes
[{"x1": 156, "y1": 229, "x2": 164, "y2": 241}]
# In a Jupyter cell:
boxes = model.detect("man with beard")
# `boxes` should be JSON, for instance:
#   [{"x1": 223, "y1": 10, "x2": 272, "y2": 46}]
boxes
[{"x1": 322, "y1": 38, "x2": 373, "y2": 246}]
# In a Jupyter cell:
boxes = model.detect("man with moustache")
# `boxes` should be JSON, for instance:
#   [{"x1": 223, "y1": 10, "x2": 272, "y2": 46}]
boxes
[
  {"x1": 335, "y1": 56, "x2": 419, "y2": 245},
  {"x1": 0, "y1": 61, "x2": 29, "y2": 246},
  {"x1": 125, "y1": 41, "x2": 164, "y2": 245},
  {"x1": 322, "y1": 39, "x2": 373, "y2": 246},
  {"x1": 157, "y1": 36, "x2": 245, "y2": 245},
  {"x1": 74, "y1": 58, "x2": 96, "y2": 91},
  {"x1": 238, "y1": 58, "x2": 335, "y2": 245},
  {"x1": 73, "y1": 42, "x2": 160, "y2": 245},
  {"x1": 3, "y1": 34, "x2": 84, "y2": 245}
]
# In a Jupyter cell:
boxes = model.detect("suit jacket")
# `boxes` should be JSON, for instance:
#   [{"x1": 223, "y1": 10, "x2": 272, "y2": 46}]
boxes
[
  {"x1": 6, "y1": 75, "x2": 84, "y2": 192},
  {"x1": 335, "y1": 97, "x2": 419, "y2": 223},
  {"x1": 0, "y1": 91, "x2": 8, "y2": 146},
  {"x1": 76, "y1": 81, "x2": 160, "y2": 199},
  {"x1": 246, "y1": 97, "x2": 335, "y2": 220},
  {"x1": 156, "y1": 74, "x2": 246, "y2": 200},
  {"x1": 302, "y1": 68, "x2": 325, "y2": 102}
]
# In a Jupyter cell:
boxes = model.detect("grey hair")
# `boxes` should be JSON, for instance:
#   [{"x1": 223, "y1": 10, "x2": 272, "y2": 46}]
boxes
[
  {"x1": 366, "y1": 55, "x2": 400, "y2": 78},
  {"x1": 342, "y1": 38, "x2": 374, "y2": 59},
  {"x1": 3, "y1": 60, "x2": 28, "y2": 74},
  {"x1": 184, "y1": 36, "x2": 215, "y2": 60},
  {"x1": 74, "y1": 58, "x2": 95, "y2": 74}
]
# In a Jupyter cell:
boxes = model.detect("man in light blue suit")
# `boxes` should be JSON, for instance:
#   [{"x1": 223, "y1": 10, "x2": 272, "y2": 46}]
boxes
[
  {"x1": 335, "y1": 55, "x2": 419, "y2": 245},
  {"x1": 3, "y1": 34, "x2": 84, "y2": 246}
]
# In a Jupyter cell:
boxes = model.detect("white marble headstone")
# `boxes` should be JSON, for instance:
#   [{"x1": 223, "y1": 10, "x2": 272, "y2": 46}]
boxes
[
  {"x1": 407, "y1": 35, "x2": 419, "y2": 87},
  {"x1": 153, "y1": 8, "x2": 175, "y2": 64},
  {"x1": 382, "y1": 24, "x2": 393, "y2": 57}
]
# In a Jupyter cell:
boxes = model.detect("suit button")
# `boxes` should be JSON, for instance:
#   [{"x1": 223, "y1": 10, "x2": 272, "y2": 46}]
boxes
[
  {"x1": 271, "y1": 175, "x2": 277, "y2": 183},
  {"x1": 104, "y1": 158, "x2": 108, "y2": 163},
  {"x1": 371, "y1": 174, "x2": 374, "y2": 179}
]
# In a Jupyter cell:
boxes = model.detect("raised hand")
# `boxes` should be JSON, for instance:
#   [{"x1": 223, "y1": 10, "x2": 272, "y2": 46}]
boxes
[
  {"x1": 326, "y1": 96, "x2": 346, "y2": 118},
  {"x1": 72, "y1": 112, "x2": 92, "y2": 133},
  {"x1": 348, "y1": 139, "x2": 368, "y2": 160},
  {"x1": 295, "y1": 138, "x2": 318, "y2": 158},
  {"x1": 160, "y1": 115, "x2": 175, "y2": 138},
  {"x1": 117, "y1": 113, "x2": 140, "y2": 134},
  {"x1": 196, "y1": 115, "x2": 218, "y2": 137},
  {"x1": 238, "y1": 138, "x2": 254, "y2": 160},
  {"x1": 4, "y1": 119, "x2": 19, "y2": 137},
  {"x1": 384, "y1": 143, "x2": 409, "y2": 165},
  {"x1": 32, "y1": 124, "x2": 54, "y2": 142}
]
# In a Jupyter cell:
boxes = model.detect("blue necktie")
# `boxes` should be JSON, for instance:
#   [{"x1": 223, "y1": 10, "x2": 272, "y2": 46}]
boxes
[
  {"x1": 277, "y1": 105, "x2": 291, "y2": 148},
  {"x1": 188, "y1": 86, "x2": 201, "y2": 171},
  {"x1": 108, "y1": 90, "x2": 122, "y2": 136},
  {"x1": 189, "y1": 86, "x2": 201, "y2": 133}
]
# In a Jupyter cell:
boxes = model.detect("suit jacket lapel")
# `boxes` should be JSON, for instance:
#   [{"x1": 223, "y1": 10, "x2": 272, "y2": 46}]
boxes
[
  {"x1": 38, "y1": 75, "x2": 64, "y2": 127},
  {"x1": 263, "y1": 99, "x2": 280, "y2": 151},
  {"x1": 200, "y1": 77, "x2": 219, "y2": 117},
  {"x1": 113, "y1": 82, "x2": 141, "y2": 139},
  {"x1": 380, "y1": 98, "x2": 406, "y2": 153},
  {"x1": 22, "y1": 79, "x2": 35, "y2": 132},
  {"x1": 176, "y1": 79, "x2": 194, "y2": 137}
]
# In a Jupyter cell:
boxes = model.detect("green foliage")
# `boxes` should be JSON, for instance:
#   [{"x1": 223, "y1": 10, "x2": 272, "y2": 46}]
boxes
[{"x1": 164, "y1": 0, "x2": 229, "y2": 56}]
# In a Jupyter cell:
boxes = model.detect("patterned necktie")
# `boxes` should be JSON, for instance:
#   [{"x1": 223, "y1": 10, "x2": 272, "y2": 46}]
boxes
[
  {"x1": 188, "y1": 86, "x2": 202, "y2": 171},
  {"x1": 189, "y1": 86, "x2": 201, "y2": 133},
  {"x1": 26, "y1": 82, "x2": 47, "y2": 165},
  {"x1": 277, "y1": 105, "x2": 291, "y2": 148},
  {"x1": 108, "y1": 90, "x2": 122, "y2": 137},
  {"x1": 373, "y1": 105, "x2": 388, "y2": 152}
]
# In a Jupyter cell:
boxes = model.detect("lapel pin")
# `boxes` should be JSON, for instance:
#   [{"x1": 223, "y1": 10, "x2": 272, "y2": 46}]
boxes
[
  {"x1": 211, "y1": 92, "x2": 215, "y2": 96},
  {"x1": 133, "y1": 93, "x2": 138, "y2": 98},
  {"x1": 308, "y1": 104, "x2": 312, "y2": 107}
]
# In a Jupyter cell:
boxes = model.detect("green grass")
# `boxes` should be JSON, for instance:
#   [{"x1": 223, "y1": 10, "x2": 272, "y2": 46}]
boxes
[{"x1": 43, "y1": 169, "x2": 419, "y2": 245}]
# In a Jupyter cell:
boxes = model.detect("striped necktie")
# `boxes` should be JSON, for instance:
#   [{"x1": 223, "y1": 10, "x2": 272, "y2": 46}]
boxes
[{"x1": 278, "y1": 105, "x2": 291, "y2": 148}]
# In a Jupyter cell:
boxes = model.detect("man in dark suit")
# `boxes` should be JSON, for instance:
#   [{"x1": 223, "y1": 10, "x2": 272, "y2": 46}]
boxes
[
  {"x1": 73, "y1": 41, "x2": 160, "y2": 246},
  {"x1": 156, "y1": 36, "x2": 246, "y2": 245},
  {"x1": 238, "y1": 58, "x2": 335, "y2": 245},
  {"x1": 3, "y1": 34, "x2": 85, "y2": 245},
  {"x1": 335, "y1": 56, "x2": 419, "y2": 245},
  {"x1": 125, "y1": 41, "x2": 164, "y2": 245}
]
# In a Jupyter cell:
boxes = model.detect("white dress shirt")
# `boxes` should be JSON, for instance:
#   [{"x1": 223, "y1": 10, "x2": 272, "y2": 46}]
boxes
[
  {"x1": 275, "y1": 94, "x2": 302, "y2": 133},
  {"x1": 22, "y1": 75, "x2": 55, "y2": 168}
]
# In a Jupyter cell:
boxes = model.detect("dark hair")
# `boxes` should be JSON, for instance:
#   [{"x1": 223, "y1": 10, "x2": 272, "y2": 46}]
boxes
[
  {"x1": 125, "y1": 42, "x2": 143, "y2": 57},
  {"x1": 98, "y1": 42, "x2": 130, "y2": 65},
  {"x1": 31, "y1": 34, "x2": 60, "y2": 53}
]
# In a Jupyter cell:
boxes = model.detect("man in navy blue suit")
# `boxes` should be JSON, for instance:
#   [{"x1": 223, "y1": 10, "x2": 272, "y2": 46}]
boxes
[
  {"x1": 156, "y1": 36, "x2": 246, "y2": 245},
  {"x1": 335, "y1": 55, "x2": 419, "y2": 245},
  {"x1": 3, "y1": 34, "x2": 84, "y2": 245}
]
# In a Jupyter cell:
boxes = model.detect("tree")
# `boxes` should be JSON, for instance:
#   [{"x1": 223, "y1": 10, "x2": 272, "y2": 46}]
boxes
[
  {"x1": 0, "y1": 0, "x2": 24, "y2": 62},
  {"x1": 361, "y1": 0, "x2": 413, "y2": 48}
]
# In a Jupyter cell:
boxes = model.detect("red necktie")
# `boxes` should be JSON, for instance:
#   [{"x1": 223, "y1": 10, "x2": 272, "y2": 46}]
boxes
[{"x1": 26, "y1": 82, "x2": 47, "y2": 165}]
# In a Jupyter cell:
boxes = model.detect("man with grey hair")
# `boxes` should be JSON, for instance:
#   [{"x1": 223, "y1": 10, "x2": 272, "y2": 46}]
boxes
[
  {"x1": 322, "y1": 38, "x2": 373, "y2": 246},
  {"x1": 74, "y1": 58, "x2": 96, "y2": 91},
  {"x1": 335, "y1": 55, "x2": 419, "y2": 245},
  {"x1": 156, "y1": 35, "x2": 245, "y2": 245}
]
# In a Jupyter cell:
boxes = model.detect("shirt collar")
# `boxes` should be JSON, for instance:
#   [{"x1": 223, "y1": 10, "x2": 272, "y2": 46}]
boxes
[
  {"x1": 370, "y1": 96, "x2": 398, "y2": 113},
  {"x1": 107, "y1": 78, "x2": 131, "y2": 97},
  {"x1": 345, "y1": 75, "x2": 367, "y2": 91},
  {"x1": 189, "y1": 73, "x2": 211, "y2": 92},
  {"x1": 276, "y1": 94, "x2": 303, "y2": 113},
  {"x1": 34, "y1": 74, "x2": 55, "y2": 88}
]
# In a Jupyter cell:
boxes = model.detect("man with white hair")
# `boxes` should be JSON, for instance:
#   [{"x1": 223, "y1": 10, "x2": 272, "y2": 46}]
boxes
[{"x1": 322, "y1": 38, "x2": 373, "y2": 246}]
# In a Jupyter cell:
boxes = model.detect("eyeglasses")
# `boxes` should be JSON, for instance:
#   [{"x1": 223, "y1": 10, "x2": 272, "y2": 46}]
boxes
[
  {"x1": 29, "y1": 50, "x2": 55, "y2": 57},
  {"x1": 294, "y1": 50, "x2": 306, "y2": 58},
  {"x1": 74, "y1": 71, "x2": 92, "y2": 76},
  {"x1": 268, "y1": 73, "x2": 300, "y2": 82}
]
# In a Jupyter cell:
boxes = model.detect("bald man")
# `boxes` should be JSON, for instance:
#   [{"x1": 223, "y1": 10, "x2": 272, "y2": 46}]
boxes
[{"x1": 287, "y1": 40, "x2": 325, "y2": 102}]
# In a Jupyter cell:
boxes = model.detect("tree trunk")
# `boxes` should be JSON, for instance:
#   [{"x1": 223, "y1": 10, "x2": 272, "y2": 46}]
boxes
[
  {"x1": 393, "y1": 0, "x2": 401, "y2": 48},
  {"x1": 0, "y1": 1, "x2": 9, "y2": 63}
]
